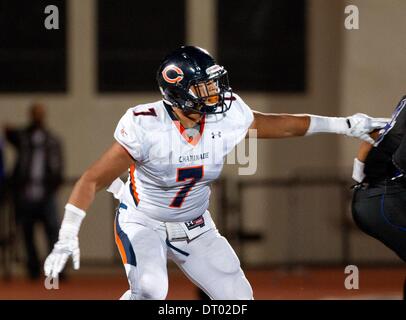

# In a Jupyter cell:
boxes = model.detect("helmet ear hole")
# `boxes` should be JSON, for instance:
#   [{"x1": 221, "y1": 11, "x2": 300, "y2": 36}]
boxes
[{"x1": 165, "y1": 87, "x2": 190, "y2": 109}]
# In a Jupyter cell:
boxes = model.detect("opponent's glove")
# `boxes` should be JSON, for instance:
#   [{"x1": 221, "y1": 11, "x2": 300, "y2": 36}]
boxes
[
  {"x1": 306, "y1": 113, "x2": 390, "y2": 144},
  {"x1": 345, "y1": 113, "x2": 390, "y2": 144},
  {"x1": 44, "y1": 204, "x2": 85, "y2": 278}
]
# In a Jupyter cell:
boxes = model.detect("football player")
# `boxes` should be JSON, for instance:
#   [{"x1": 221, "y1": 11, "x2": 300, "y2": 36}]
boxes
[{"x1": 44, "y1": 46, "x2": 388, "y2": 300}]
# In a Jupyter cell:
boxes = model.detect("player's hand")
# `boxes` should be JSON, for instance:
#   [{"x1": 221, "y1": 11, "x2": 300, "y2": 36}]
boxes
[
  {"x1": 44, "y1": 236, "x2": 80, "y2": 278},
  {"x1": 44, "y1": 204, "x2": 85, "y2": 278},
  {"x1": 345, "y1": 113, "x2": 390, "y2": 144}
]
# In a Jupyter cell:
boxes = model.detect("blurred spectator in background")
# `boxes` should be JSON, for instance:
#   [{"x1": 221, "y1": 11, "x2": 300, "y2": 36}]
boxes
[
  {"x1": 4, "y1": 103, "x2": 64, "y2": 279},
  {"x1": 0, "y1": 137, "x2": 5, "y2": 201}
]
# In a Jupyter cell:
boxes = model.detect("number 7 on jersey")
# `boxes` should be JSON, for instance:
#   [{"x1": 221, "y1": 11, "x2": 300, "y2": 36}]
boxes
[{"x1": 170, "y1": 166, "x2": 204, "y2": 208}]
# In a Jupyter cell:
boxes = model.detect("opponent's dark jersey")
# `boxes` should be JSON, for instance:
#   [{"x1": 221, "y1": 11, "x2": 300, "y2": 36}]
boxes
[{"x1": 364, "y1": 96, "x2": 406, "y2": 183}]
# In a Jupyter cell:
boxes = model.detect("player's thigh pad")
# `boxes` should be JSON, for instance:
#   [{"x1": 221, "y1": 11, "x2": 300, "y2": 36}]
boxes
[
  {"x1": 180, "y1": 230, "x2": 253, "y2": 299},
  {"x1": 205, "y1": 234, "x2": 253, "y2": 299},
  {"x1": 118, "y1": 220, "x2": 168, "y2": 300},
  {"x1": 205, "y1": 234, "x2": 241, "y2": 274}
]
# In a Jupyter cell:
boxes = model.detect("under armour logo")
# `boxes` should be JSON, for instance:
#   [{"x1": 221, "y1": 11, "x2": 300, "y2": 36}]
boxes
[{"x1": 211, "y1": 131, "x2": 221, "y2": 139}]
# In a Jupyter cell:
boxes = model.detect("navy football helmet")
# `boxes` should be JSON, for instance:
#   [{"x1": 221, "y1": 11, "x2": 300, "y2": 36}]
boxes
[{"x1": 157, "y1": 46, "x2": 233, "y2": 114}]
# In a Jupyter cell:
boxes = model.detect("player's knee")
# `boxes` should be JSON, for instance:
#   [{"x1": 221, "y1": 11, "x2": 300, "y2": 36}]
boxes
[
  {"x1": 220, "y1": 272, "x2": 253, "y2": 300},
  {"x1": 136, "y1": 273, "x2": 168, "y2": 300},
  {"x1": 232, "y1": 274, "x2": 253, "y2": 300}
]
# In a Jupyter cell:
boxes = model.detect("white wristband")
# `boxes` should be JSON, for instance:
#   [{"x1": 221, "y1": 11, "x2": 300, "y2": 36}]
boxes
[
  {"x1": 305, "y1": 115, "x2": 349, "y2": 136},
  {"x1": 59, "y1": 204, "x2": 86, "y2": 239},
  {"x1": 352, "y1": 158, "x2": 366, "y2": 183}
]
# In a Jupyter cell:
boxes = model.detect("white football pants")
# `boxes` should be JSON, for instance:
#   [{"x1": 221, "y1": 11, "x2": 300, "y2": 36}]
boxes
[{"x1": 114, "y1": 206, "x2": 253, "y2": 300}]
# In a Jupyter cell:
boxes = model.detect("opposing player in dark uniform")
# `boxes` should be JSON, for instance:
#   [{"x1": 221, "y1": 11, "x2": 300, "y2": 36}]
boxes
[{"x1": 351, "y1": 95, "x2": 406, "y2": 298}]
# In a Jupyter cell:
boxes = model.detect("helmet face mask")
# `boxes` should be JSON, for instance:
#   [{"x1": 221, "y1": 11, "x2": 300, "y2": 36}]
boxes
[
  {"x1": 189, "y1": 79, "x2": 220, "y2": 107},
  {"x1": 157, "y1": 46, "x2": 234, "y2": 115}
]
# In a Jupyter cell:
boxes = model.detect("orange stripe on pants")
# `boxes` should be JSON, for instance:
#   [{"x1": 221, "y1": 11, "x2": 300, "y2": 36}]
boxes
[{"x1": 114, "y1": 215, "x2": 127, "y2": 265}]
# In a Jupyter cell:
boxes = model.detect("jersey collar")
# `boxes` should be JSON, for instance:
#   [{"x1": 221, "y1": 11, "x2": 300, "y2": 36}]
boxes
[{"x1": 163, "y1": 102, "x2": 206, "y2": 146}]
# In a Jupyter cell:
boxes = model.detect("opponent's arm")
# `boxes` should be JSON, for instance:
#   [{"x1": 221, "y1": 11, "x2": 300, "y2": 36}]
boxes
[
  {"x1": 249, "y1": 111, "x2": 389, "y2": 144},
  {"x1": 44, "y1": 142, "x2": 134, "y2": 278},
  {"x1": 352, "y1": 131, "x2": 380, "y2": 182}
]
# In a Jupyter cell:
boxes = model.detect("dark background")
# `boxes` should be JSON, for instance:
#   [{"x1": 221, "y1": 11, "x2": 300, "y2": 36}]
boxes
[
  {"x1": 0, "y1": 0, "x2": 306, "y2": 93},
  {"x1": 0, "y1": 0, "x2": 67, "y2": 92}
]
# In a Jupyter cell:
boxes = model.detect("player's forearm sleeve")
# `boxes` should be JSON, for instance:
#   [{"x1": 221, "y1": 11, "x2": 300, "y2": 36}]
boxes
[
  {"x1": 305, "y1": 115, "x2": 349, "y2": 135},
  {"x1": 392, "y1": 134, "x2": 406, "y2": 173}
]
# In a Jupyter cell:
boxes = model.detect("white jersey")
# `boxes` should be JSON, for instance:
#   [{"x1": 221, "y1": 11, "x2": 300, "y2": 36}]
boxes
[{"x1": 113, "y1": 93, "x2": 254, "y2": 222}]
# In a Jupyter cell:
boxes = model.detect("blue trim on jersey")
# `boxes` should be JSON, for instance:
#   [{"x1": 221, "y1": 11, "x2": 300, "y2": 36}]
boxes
[
  {"x1": 165, "y1": 239, "x2": 190, "y2": 256},
  {"x1": 115, "y1": 211, "x2": 137, "y2": 266},
  {"x1": 375, "y1": 97, "x2": 406, "y2": 146},
  {"x1": 119, "y1": 203, "x2": 128, "y2": 210}
]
